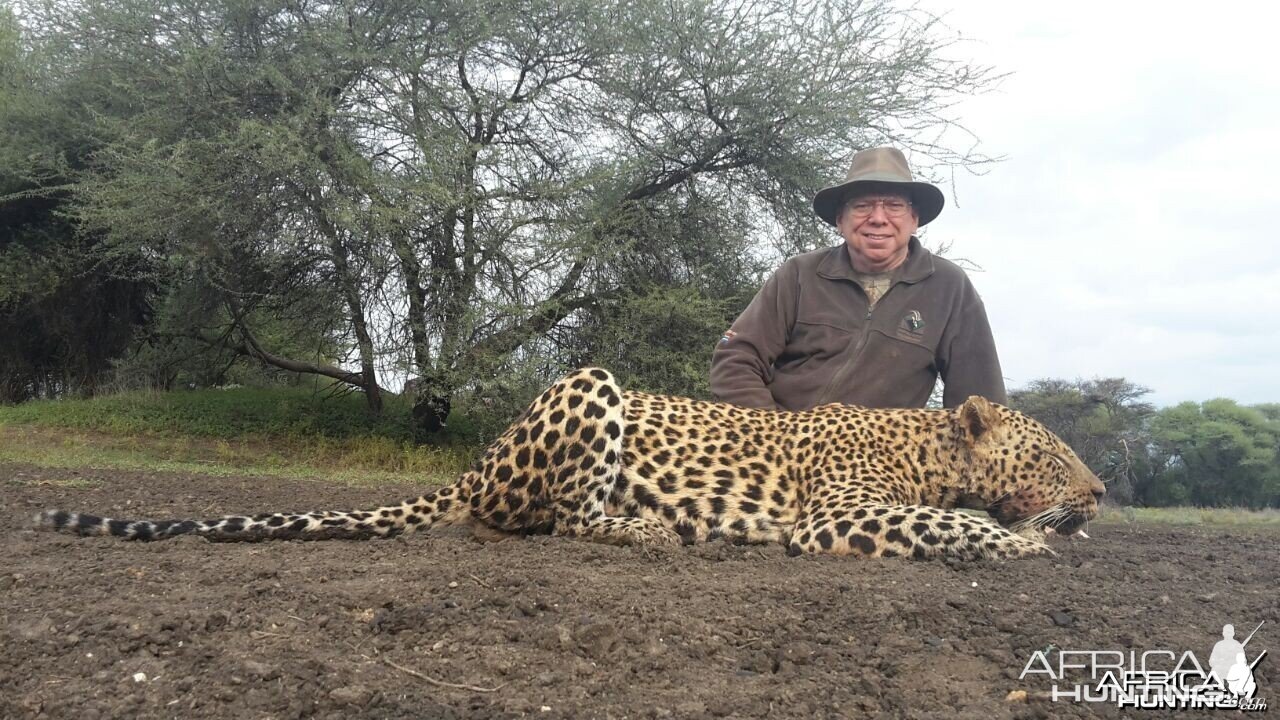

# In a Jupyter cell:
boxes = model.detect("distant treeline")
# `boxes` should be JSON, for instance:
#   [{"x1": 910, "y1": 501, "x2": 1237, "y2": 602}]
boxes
[{"x1": 1008, "y1": 379, "x2": 1279, "y2": 510}]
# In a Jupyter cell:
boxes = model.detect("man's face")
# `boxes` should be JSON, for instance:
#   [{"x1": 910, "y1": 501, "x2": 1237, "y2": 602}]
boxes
[{"x1": 836, "y1": 191, "x2": 919, "y2": 273}]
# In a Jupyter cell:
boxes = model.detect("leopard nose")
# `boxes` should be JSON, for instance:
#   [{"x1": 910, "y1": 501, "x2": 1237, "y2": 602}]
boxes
[{"x1": 1089, "y1": 476, "x2": 1106, "y2": 501}]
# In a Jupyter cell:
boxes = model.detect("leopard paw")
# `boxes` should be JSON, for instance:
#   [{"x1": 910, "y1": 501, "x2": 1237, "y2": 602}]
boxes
[{"x1": 990, "y1": 532, "x2": 1054, "y2": 559}]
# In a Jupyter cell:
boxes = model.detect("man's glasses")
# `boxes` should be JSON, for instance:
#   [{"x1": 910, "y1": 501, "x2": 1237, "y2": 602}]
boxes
[{"x1": 846, "y1": 198, "x2": 913, "y2": 219}]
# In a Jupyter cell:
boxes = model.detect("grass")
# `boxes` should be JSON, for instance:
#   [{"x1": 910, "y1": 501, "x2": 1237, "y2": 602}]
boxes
[
  {"x1": 0, "y1": 387, "x2": 477, "y2": 487},
  {"x1": 0, "y1": 425, "x2": 473, "y2": 487},
  {"x1": 1096, "y1": 504, "x2": 1280, "y2": 527},
  {"x1": 0, "y1": 386, "x2": 420, "y2": 441}
]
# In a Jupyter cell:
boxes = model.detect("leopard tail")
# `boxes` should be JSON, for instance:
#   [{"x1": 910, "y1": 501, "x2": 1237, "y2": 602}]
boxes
[{"x1": 35, "y1": 476, "x2": 473, "y2": 542}]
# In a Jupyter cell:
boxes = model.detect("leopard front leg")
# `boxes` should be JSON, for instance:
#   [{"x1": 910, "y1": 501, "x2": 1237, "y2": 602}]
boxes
[
  {"x1": 786, "y1": 504, "x2": 1050, "y2": 560},
  {"x1": 554, "y1": 506, "x2": 681, "y2": 548}
]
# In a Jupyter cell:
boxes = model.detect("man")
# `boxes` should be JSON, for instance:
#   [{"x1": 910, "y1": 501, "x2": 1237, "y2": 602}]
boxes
[{"x1": 710, "y1": 146, "x2": 1006, "y2": 410}]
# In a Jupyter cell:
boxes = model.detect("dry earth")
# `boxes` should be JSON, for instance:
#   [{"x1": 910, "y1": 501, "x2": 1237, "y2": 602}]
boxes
[{"x1": 2, "y1": 462, "x2": 1276, "y2": 719}]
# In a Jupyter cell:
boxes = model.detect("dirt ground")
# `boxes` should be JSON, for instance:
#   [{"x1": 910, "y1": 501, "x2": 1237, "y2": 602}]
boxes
[{"x1": 3, "y1": 462, "x2": 1276, "y2": 719}]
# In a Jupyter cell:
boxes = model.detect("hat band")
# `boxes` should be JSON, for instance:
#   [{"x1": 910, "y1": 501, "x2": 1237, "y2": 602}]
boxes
[{"x1": 844, "y1": 172, "x2": 915, "y2": 184}]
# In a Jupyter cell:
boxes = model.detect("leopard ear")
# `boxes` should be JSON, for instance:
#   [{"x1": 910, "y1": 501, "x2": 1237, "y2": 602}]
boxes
[{"x1": 958, "y1": 395, "x2": 1002, "y2": 444}]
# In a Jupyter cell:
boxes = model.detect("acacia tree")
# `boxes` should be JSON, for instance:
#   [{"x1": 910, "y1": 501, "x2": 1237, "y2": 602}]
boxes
[
  {"x1": 0, "y1": 8, "x2": 155, "y2": 402},
  {"x1": 19, "y1": 0, "x2": 422, "y2": 410},
  {"x1": 14, "y1": 0, "x2": 997, "y2": 432},
  {"x1": 1149, "y1": 400, "x2": 1280, "y2": 508}
]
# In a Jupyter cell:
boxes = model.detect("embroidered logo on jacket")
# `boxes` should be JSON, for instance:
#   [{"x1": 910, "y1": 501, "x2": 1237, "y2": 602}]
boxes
[{"x1": 896, "y1": 310, "x2": 926, "y2": 342}]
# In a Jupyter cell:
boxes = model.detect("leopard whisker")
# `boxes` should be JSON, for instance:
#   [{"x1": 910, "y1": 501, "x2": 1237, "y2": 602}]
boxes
[
  {"x1": 1011, "y1": 506, "x2": 1053, "y2": 532},
  {"x1": 1011, "y1": 503, "x2": 1069, "y2": 533}
]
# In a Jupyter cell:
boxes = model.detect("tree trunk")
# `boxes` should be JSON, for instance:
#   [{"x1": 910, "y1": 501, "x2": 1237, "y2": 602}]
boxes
[
  {"x1": 410, "y1": 372, "x2": 453, "y2": 437},
  {"x1": 323, "y1": 220, "x2": 382, "y2": 415},
  {"x1": 390, "y1": 231, "x2": 431, "y2": 374}
]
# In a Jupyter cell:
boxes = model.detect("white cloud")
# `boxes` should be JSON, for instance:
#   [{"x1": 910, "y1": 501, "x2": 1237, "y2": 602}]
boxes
[{"x1": 911, "y1": 0, "x2": 1280, "y2": 405}]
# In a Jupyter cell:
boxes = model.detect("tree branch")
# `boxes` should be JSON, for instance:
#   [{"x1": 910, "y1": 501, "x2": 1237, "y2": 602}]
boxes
[{"x1": 187, "y1": 329, "x2": 388, "y2": 394}]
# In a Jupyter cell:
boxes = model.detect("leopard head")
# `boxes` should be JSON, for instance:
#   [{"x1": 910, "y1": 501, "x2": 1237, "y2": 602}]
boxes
[{"x1": 955, "y1": 396, "x2": 1105, "y2": 534}]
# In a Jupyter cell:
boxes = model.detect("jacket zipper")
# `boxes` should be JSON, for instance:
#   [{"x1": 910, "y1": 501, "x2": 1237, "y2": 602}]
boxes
[{"x1": 816, "y1": 281, "x2": 897, "y2": 405}]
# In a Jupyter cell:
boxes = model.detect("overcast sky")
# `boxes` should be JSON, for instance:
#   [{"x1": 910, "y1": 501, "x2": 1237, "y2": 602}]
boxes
[{"x1": 904, "y1": 1, "x2": 1280, "y2": 407}]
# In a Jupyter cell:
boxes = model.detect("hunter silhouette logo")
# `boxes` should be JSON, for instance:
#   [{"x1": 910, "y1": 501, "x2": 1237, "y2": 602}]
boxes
[
  {"x1": 1018, "y1": 620, "x2": 1267, "y2": 710},
  {"x1": 1210, "y1": 622, "x2": 1264, "y2": 699}
]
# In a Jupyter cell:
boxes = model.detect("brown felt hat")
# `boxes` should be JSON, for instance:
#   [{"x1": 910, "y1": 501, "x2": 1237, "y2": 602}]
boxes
[{"x1": 813, "y1": 147, "x2": 945, "y2": 227}]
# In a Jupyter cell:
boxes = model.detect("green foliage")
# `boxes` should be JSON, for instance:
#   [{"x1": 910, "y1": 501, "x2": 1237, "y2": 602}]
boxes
[
  {"x1": 1149, "y1": 399, "x2": 1280, "y2": 508},
  {"x1": 1012, "y1": 378, "x2": 1280, "y2": 509},
  {"x1": 0, "y1": 7, "x2": 155, "y2": 402},
  {"x1": 557, "y1": 183, "x2": 768, "y2": 397},
  {"x1": 568, "y1": 287, "x2": 737, "y2": 399},
  {"x1": 0, "y1": 386, "x2": 415, "y2": 441},
  {"x1": 438, "y1": 370, "x2": 555, "y2": 444}
]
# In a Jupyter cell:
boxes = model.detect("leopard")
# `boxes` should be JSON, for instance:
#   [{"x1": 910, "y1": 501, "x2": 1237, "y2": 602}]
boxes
[{"x1": 38, "y1": 367, "x2": 1105, "y2": 560}]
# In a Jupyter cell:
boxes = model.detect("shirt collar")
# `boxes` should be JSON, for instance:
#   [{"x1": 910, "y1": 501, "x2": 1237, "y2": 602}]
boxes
[{"x1": 816, "y1": 236, "x2": 935, "y2": 285}]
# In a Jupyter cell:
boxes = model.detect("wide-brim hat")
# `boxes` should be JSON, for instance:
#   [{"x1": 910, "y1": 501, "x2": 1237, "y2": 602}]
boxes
[{"x1": 813, "y1": 147, "x2": 945, "y2": 227}]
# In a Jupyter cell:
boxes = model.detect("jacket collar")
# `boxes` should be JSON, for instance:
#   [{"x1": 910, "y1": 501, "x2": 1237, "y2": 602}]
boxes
[{"x1": 816, "y1": 236, "x2": 935, "y2": 284}]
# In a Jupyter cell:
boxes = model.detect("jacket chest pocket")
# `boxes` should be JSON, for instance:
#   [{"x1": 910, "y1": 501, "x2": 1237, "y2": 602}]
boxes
[
  {"x1": 868, "y1": 327, "x2": 938, "y2": 372},
  {"x1": 786, "y1": 311, "x2": 861, "y2": 362}
]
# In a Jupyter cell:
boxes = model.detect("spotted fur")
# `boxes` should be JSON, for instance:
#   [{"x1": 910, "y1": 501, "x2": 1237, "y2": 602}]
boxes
[{"x1": 38, "y1": 368, "x2": 1104, "y2": 559}]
